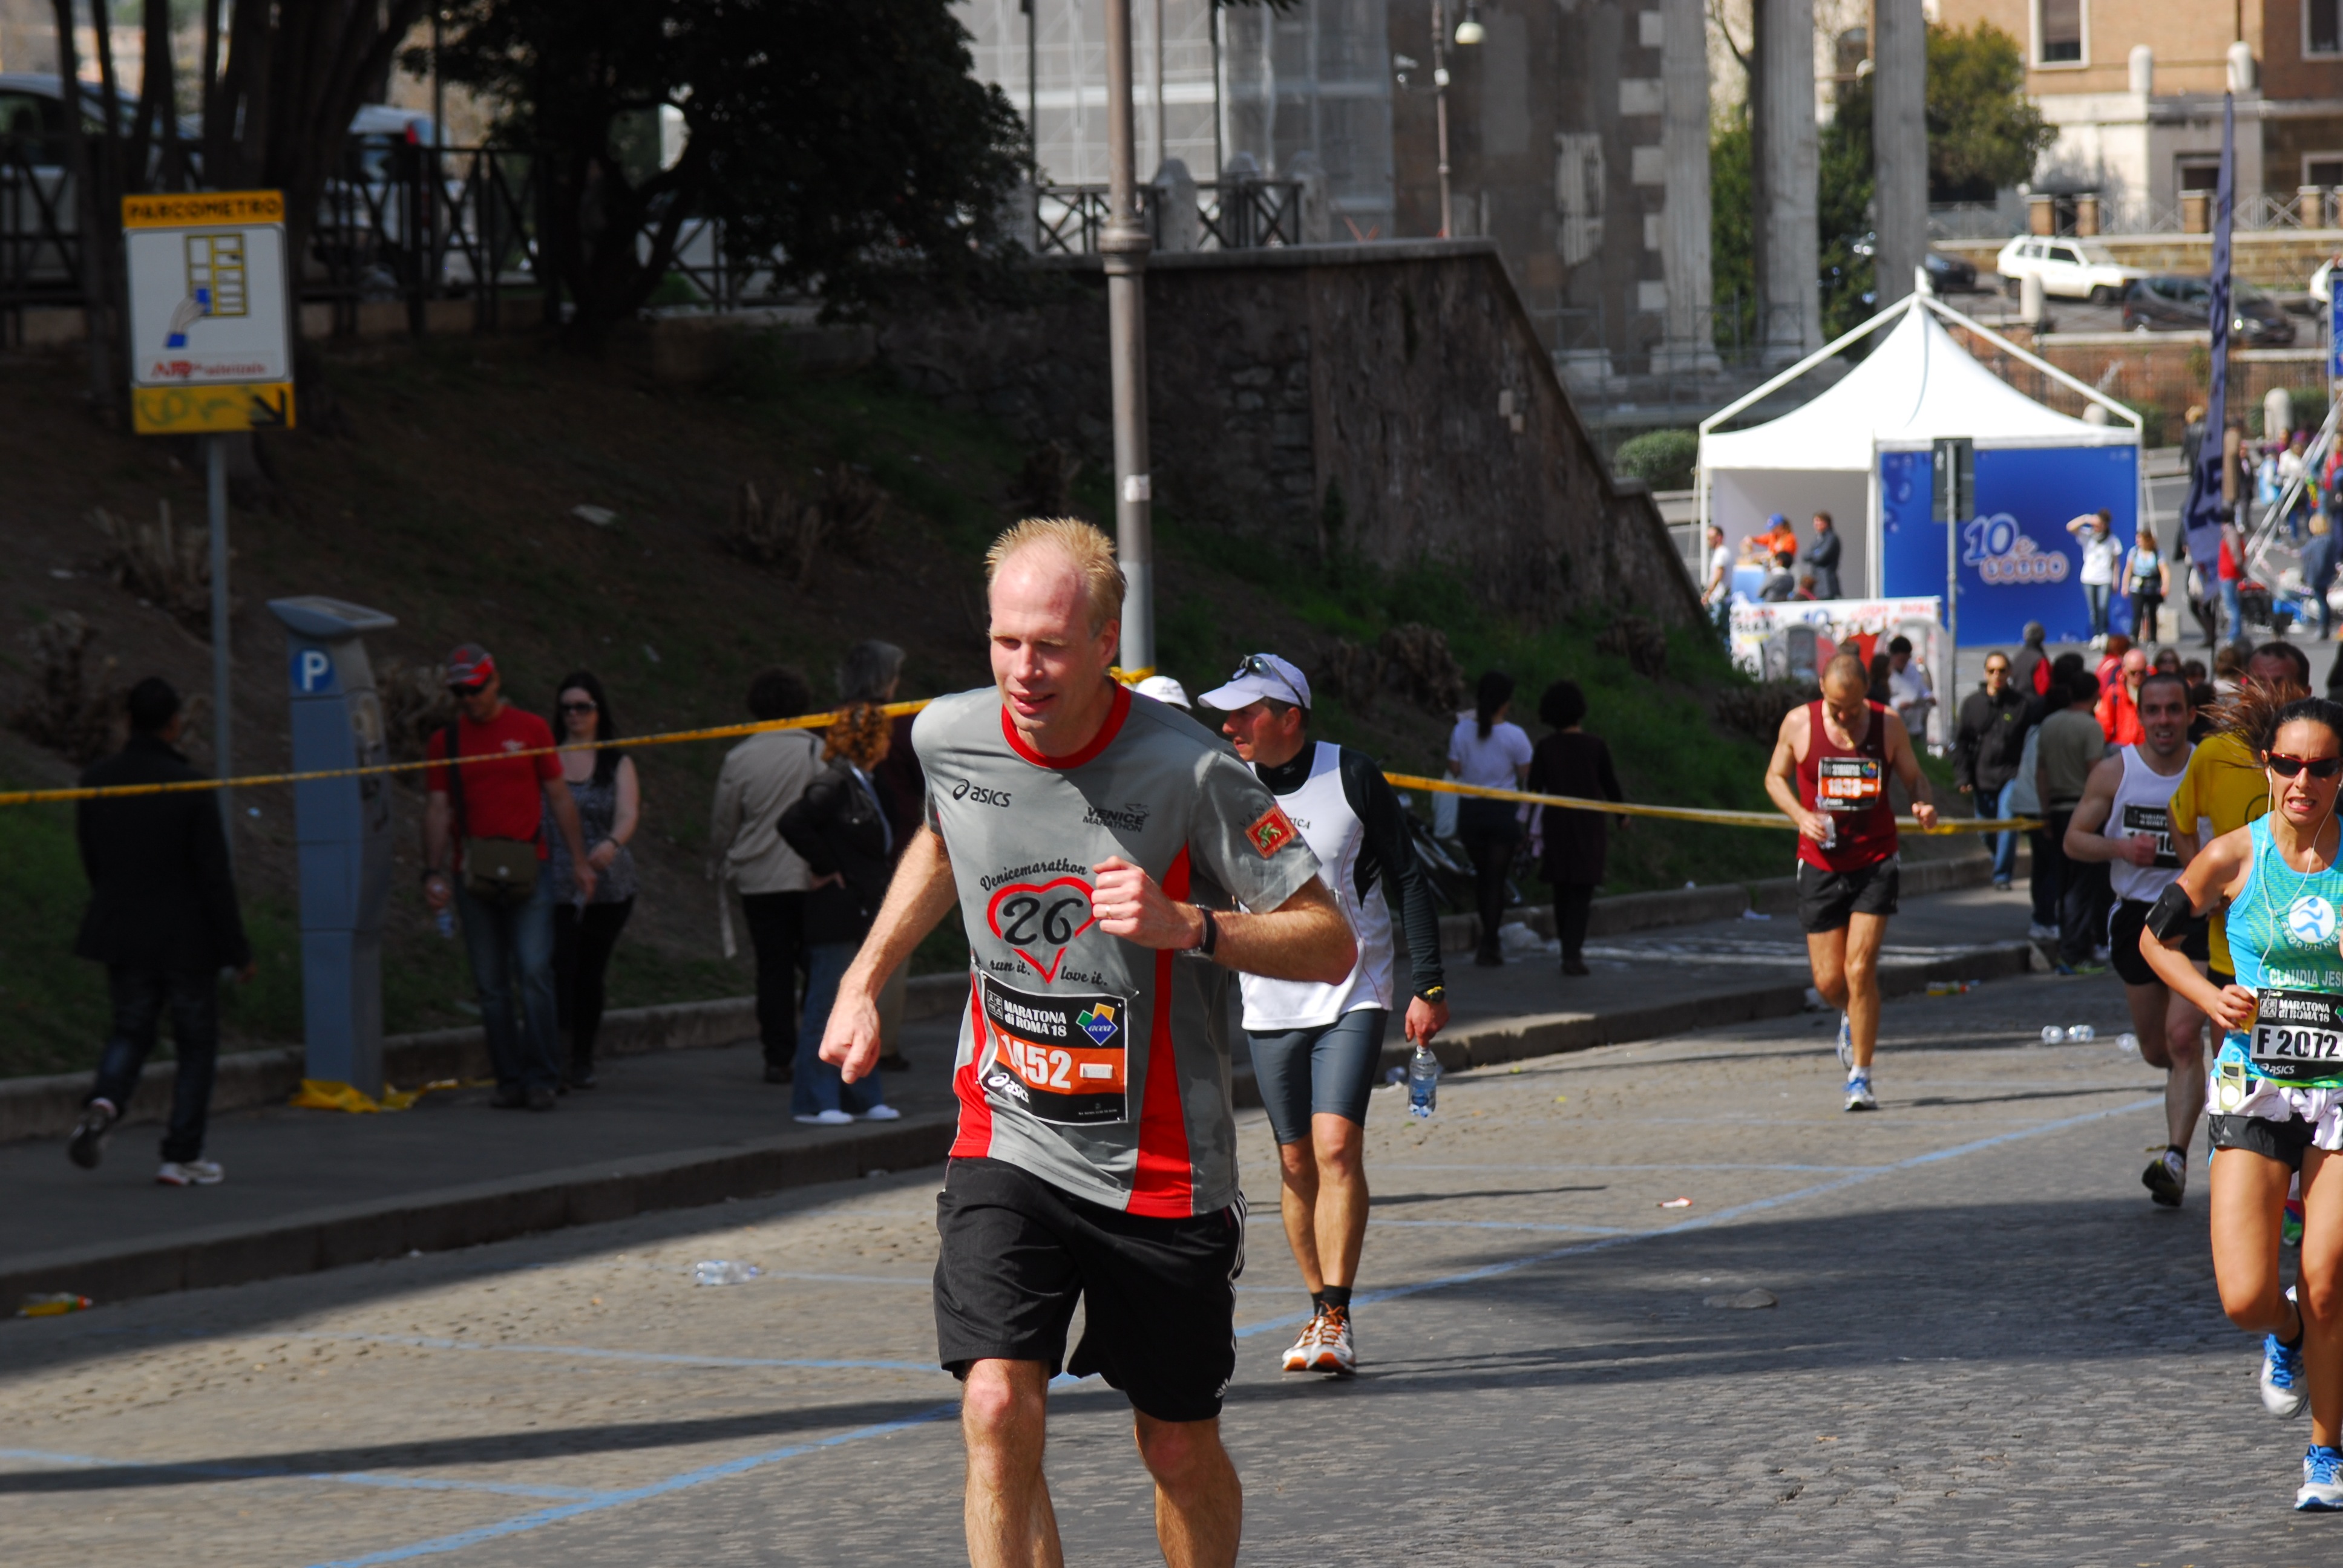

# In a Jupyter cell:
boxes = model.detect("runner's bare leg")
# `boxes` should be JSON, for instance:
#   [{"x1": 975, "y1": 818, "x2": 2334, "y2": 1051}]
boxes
[
  {"x1": 2138, "y1": 985, "x2": 2209, "y2": 1152},
  {"x1": 1133, "y1": 1412, "x2": 1242, "y2": 1568},
  {"x1": 2211, "y1": 1149, "x2": 2301, "y2": 1342},
  {"x1": 963, "y1": 1359, "x2": 1063, "y2": 1568},
  {"x1": 1806, "y1": 916, "x2": 1887, "y2": 1071},
  {"x1": 1276, "y1": 1137, "x2": 1324, "y2": 1293},
  {"x1": 2301, "y1": 1148, "x2": 2343, "y2": 1449}
]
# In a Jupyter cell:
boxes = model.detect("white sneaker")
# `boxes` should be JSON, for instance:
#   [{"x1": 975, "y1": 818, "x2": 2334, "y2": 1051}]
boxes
[
  {"x1": 156, "y1": 1159, "x2": 223, "y2": 1186},
  {"x1": 2027, "y1": 923, "x2": 2059, "y2": 941},
  {"x1": 1281, "y1": 1312, "x2": 1322, "y2": 1372},
  {"x1": 1844, "y1": 1073, "x2": 1878, "y2": 1112},
  {"x1": 1305, "y1": 1305, "x2": 1357, "y2": 1376},
  {"x1": 793, "y1": 1110, "x2": 854, "y2": 1126},
  {"x1": 1835, "y1": 1013, "x2": 1853, "y2": 1071},
  {"x1": 858, "y1": 1104, "x2": 902, "y2": 1122}
]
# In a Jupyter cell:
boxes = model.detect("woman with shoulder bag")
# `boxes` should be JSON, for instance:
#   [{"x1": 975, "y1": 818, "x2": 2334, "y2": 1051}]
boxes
[
  {"x1": 544, "y1": 671, "x2": 640, "y2": 1090},
  {"x1": 776, "y1": 702, "x2": 900, "y2": 1125}
]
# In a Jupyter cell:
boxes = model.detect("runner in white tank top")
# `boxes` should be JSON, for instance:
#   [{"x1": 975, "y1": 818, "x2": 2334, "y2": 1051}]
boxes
[
  {"x1": 2062, "y1": 670, "x2": 2207, "y2": 1204},
  {"x1": 1201, "y1": 653, "x2": 1449, "y2": 1379}
]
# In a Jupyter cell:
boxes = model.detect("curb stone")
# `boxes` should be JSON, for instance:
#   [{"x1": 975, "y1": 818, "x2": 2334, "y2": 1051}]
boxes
[{"x1": 0, "y1": 936, "x2": 2030, "y2": 1311}]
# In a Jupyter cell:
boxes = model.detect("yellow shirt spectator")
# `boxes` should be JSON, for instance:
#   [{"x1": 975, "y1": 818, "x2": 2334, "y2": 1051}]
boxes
[{"x1": 2168, "y1": 730, "x2": 2270, "y2": 976}]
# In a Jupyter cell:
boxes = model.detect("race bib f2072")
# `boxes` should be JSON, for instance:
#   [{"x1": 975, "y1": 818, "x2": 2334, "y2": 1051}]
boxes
[
  {"x1": 2249, "y1": 989, "x2": 2343, "y2": 1085},
  {"x1": 977, "y1": 973, "x2": 1132, "y2": 1125}
]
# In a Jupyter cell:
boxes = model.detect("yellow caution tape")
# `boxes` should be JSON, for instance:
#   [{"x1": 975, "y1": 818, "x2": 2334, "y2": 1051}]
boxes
[
  {"x1": 0, "y1": 699, "x2": 935, "y2": 807},
  {"x1": 1381, "y1": 773, "x2": 2041, "y2": 835},
  {"x1": 0, "y1": 690, "x2": 2036, "y2": 837}
]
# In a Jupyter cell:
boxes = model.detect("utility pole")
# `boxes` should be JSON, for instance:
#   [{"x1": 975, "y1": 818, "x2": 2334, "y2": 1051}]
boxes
[
  {"x1": 1104, "y1": 0, "x2": 1155, "y2": 675},
  {"x1": 208, "y1": 434, "x2": 233, "y2": 867},
  {"x1": 1431, "y1": 0, "x2": 1453, "y2": 237}
]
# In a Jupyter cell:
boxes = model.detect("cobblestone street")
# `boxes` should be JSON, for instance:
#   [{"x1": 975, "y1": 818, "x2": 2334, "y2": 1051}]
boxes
[{"x1": 6, "y1": 972, "x2": 2330, "y2": 1566}]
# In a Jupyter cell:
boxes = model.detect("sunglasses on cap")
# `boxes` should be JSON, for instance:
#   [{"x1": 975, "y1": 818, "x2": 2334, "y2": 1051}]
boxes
[
  {"x1": 2268, "y1": 753, "x2": 2343, "y2": 780},
  {"x1": 1229, "y1": 653, "x2": 1282, "y2": 681}
]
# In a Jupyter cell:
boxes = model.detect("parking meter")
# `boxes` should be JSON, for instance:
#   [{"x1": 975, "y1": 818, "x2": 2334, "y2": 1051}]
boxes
[{"x1": 268, "y1": 596, "x2": 399, "y2": 1096}]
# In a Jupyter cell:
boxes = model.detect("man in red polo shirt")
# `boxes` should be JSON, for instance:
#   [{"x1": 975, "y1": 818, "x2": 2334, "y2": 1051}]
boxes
[{"x1": 421, "y1": 644, "x2": 595, "y2": 1111}]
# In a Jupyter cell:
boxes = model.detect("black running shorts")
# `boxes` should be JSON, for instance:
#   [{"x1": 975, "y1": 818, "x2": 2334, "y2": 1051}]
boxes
[
  {"x1": 932, "y1": 1156, "x2": 1245, "y2": 1423},
  {"x1": 1248, "y1": 1008, "x2": 1390, "y2": 1146},
  {"x1": 1796, "y1": 858, "x2": 1899, "y2": 933},
  {"x1": 2210, "y1": 1112, "x2": 2317, "y2": 1171},
  {"x1": 2108, "y1": 897, "x2": 2209, "y2": 987}
]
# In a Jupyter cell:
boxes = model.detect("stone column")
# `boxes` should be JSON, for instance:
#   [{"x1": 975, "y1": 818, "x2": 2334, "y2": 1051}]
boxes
[
  {"x1": 1659, "y1": 0, "x2": 1718, "y2": 369},
  {"x1": 1871, "y1": 0, "x2": 1927, "y2": 308},
  {"x1": 1751, "y1": 0, "x2": 1818, "y2": 362}
]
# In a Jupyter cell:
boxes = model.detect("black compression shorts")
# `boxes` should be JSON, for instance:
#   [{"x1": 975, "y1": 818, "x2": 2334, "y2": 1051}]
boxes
[
  {"x1": 1797, "y1": 858, "x2": 1899, "y2": 933},
  {"x1": 1248, "y1": 1008, "x2": 1391, "y2": 1146},
  {"x1": 2108, "y1": 897, "x2": 2209, "y2": 986},
  {"x1": 932, "y1": 1156, "x2": 1245, "y2": 1423},
  {"x1": 2210, "y1": 1113, "x2": 2317, "y2": 1171}
]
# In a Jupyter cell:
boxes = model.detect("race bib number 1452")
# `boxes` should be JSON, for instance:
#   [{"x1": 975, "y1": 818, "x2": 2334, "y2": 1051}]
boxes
[{"x1": 978, "y1": 973, "x2": 1132, "y2": 1125}]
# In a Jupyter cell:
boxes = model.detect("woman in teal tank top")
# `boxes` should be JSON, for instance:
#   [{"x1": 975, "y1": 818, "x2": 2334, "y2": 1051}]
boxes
[{"x1": 2145, "y1": 691, "x2": 2343, "y2": 1511}]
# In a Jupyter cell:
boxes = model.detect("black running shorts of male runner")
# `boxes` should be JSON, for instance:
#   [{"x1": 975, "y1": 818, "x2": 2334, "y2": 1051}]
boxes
[
  {"x1": 2210, "y1": 1112, "x2": 2318, "y2": 1171},
  {"x1": 1247, "y1": 1008, "x2": 1390, "y2": 1147},
  {"x1": 933, "y1": 1155, "x2": 1245, "y2": 1423},
  {"x1": 2108, "y1": 898, "x2": 2210, "y2": 986},
  {"x1": 1795, "y1": 858, "x2": 1900, "y2": 934}
]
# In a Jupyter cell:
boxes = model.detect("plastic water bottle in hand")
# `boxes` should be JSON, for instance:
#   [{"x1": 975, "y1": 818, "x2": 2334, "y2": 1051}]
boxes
[{"x1": 1407, "y1": 1045, "x2": 1442, "y2": 1119}]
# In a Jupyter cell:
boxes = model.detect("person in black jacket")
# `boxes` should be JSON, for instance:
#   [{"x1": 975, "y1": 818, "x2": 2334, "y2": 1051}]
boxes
[
  {"x1": 66, "y1": 678, "x2": 253, "y2": 1185},
  {"x1": 776, "y1": 701, "x2": 899, "y2": 1125},
  {"x1": 1952, "y1": 651, "x2": 2030, "y2": 890},
  {"x1": 1804, "y1": 511, "x2": 1843, "y2": 599},
  {"x1": 1524, "y1": 679, "x2": 1625, "y2": 975}
]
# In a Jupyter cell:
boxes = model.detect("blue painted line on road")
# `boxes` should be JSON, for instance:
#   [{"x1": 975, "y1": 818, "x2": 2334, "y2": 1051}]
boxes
[
  {"x1": 284, "y1": 1331, "x2": 940, "y2": 1375},
  {"x1": 303, "y1": 1405, "x2": 962, "y2": 1568},
  {"x1": 0, "y1": 1448, "x2": 604, "y2": 1503},
  {"x1": 1231, "y1": 1096, "x2": 2164, "y2": 1341}
]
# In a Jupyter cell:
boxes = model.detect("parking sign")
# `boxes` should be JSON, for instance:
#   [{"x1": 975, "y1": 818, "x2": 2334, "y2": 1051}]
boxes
[{"x1": 122, "y1": 191, "x2": 295, "y2": 434}]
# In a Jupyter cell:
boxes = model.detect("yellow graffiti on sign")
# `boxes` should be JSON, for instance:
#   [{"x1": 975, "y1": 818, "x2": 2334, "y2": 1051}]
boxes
[{"x1": 131, "y1": 381, "x2": 297, "y2": 434}]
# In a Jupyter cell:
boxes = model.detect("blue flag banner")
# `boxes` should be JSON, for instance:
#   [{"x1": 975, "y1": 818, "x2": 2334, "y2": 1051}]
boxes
[{"x1": 2181, "y1": 95, "x2": 2235, "y2": 577}]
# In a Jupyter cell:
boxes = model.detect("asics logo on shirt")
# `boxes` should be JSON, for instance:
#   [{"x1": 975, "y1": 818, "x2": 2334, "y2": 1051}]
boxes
[{"x1": 951, "y1": 777, "x2": 1013, "y2": 807}]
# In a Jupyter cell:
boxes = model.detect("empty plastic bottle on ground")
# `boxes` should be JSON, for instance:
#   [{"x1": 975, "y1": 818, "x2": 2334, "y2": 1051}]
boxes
[
  {"x1": 693, "y1": 1261, "x2": 760, "y2": 1286},
  {"x1": 1408, "y1": 1045, "x2": 1442, "y2": 1119}
]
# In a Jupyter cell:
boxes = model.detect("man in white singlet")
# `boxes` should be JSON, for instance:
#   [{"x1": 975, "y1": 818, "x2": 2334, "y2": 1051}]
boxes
[
  {"x1": 1201, "y1": 653, "x2": 1450, "y2": 1378},
  {"x1": 2063, "y1": 671, "x2": 2207, "y2": 1205}
]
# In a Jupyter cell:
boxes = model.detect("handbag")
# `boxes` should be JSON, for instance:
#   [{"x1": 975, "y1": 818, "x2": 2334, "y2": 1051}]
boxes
[{"x1": 442, "y1": 722, "x2": 541, "y2": 906}]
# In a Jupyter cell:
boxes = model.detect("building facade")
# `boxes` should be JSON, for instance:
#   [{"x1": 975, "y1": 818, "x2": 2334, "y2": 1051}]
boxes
[{"x1": 1937, "y1": 0, "x2": 2343, "y2": 212}]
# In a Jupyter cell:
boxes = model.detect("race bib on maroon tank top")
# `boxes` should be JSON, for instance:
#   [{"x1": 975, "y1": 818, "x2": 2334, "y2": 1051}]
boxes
[{"x1": 1817, "y1": 756, "x2": 1881, "y2": 812}]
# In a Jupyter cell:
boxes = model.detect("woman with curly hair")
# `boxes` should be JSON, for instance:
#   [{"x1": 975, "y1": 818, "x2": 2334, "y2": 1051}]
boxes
[
  {"x1": 776, "y1": 702, "x2": 901, "y2": 1125},
  {"x1": 2146, "y1": 687, "x2": 2343, "y2": 1510}
]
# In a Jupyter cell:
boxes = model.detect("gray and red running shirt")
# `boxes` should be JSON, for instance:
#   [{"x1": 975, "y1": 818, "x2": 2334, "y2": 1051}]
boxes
[{"x1": 914, "y1": 682, "x2": 1322, "y2": 1217}]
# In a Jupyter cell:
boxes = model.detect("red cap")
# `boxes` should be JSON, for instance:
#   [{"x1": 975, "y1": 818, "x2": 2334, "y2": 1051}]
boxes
[{"x1": 445, "y1": 643, "x2": 497, "y2": 688}]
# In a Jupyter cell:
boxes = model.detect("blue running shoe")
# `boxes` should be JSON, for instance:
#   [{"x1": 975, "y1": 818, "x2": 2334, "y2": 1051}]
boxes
[
  {"x1": 1835, "y1": 1013, "x2": 1853, "y2": 1071},
  {"x1": 2264, "y1": 1330, "x2": 2309, "y2": 1419},
  {"x1": 1844, "y1": 1073, "x2": 1877, "y2": 1112},
  {"x1": 2299, "y1": 1445, "x2": 2343, "y2": 1511}
]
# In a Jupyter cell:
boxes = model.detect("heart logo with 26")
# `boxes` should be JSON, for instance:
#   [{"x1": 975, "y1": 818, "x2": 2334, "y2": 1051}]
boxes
[{"x1": 986, "y1": 877, "x2": 1098, "y2": 982}]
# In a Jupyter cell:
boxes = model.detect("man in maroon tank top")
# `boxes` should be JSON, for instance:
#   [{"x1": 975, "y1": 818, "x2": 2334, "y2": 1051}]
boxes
[{"x1": 1765, "y1": 653, "x2": 1939, "y2": 1111}]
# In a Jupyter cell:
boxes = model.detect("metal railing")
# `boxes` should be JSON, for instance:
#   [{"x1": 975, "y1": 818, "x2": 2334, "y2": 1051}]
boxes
[
  {"x1": 0, "y1": 136, "x2": 785, "y2": 342},
  {"x1": 1955, "y1": 189, "x2": 2343, "y2": 242},
  {"x1": 1031, "y1": 178, "x2": 1304, "y2": 255}
]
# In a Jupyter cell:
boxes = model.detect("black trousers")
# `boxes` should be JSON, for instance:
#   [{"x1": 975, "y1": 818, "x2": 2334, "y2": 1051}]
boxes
[
  {"x1": 552, "y1": 898, "x2": 634, "y2": 1068},
  {"x1": 740, "y1": 890, "x2": 809, "y2": 1066},
  {"x1": 1457, "y1": 800, "x2": 1519, "y2": 958},
  {"x1": 2043, "y1": 809, "x2": 2108, "y2": 965},
  {"x1": 1553, "y1": 884, "x2": 1595, "y2": 965},
  {"x1": 90, "y1": 965, "x2": 219, "y2": 1163}
]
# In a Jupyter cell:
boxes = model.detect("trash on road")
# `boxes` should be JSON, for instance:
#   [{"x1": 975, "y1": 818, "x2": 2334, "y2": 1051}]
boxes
[
  {"x1": 2117, "y1": 1032, "x2": 2140, "y2": 1055},
  {"x1": 692, "y1": 1261, "x2": 761, "y2": 1286},
  {"x1": 1740, "y1": 908, "x2": 1772, "y2": 921},
  {"x1": 2067, "y1": 1023, "x2": 2097, "y2": 1041},
  {"x1": 572, "y1": 504, "x2": 617, "y2": 526},
  {"x1": 18, "y1": 1293, "x2": 92, "y2": 1317},
  {"x1": 1926, "y1": 979, "x2": 1978, "y2": 996},
  {"x1": 1704, "y1": 1289, "x2": 1778, "y2": 1309},
  {"x1": 1659, "y1": 1197, "x2": 1693, "y2": 1209},
  {"x1": 2039, "y1": 1026, "x2": 2066, "y2": 1044}
]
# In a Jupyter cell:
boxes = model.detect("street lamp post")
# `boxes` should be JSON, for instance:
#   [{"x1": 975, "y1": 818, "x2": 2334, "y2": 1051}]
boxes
[
  {"x1": 1420, "y1": 0, "x2": 1481, "y2": 238},
  {"x1": 1103, "y1": 0, "x2": 1155, "y2": 675}
]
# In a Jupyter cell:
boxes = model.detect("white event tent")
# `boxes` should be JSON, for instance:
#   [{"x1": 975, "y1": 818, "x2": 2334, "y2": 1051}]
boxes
[{"x1": 1699, "y1": 283, "x2": 2141, "y2": 631}]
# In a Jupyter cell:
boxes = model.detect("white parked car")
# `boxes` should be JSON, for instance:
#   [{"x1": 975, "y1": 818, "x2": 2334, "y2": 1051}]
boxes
[{"x1": 1994, "y1": 235, "x2": 2142, "y2": 304}]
